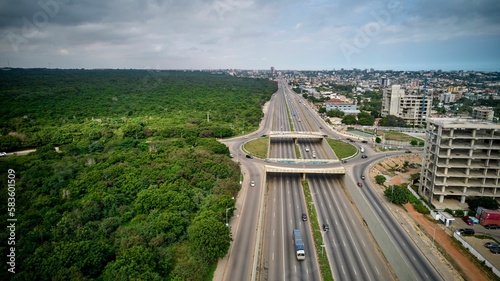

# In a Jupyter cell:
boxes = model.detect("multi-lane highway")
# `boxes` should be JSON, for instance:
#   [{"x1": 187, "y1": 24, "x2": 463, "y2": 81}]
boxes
[{"x1": 219, "y1": 78, "x2": 443, "y2": 281}]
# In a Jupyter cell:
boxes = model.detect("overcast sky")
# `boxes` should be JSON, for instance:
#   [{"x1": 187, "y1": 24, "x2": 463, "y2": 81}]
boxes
[{"x1": 1, "y1": 0, "x2": 499, "y2": 71}]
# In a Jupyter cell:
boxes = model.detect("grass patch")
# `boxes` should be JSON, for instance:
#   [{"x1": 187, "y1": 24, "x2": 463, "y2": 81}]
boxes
[
  {"x1": 302, "y1": 180, "x2": 334, "y2": 281},
  {"x1": 379, "y1": 130, "x2": 422, "y2": 143},
  {"x1": 243, "y1": 137, "x2": 269, "y2": 159},
  {"x1": 408, "y1": 192, "x2": 430, "y2": 215},
  {"x1": 325, "y1": 138, "x2": 357, "y2": 159}
]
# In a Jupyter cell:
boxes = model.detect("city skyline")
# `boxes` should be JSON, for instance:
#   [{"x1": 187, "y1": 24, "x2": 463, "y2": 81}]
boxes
[{"x1": 1, "y1": 0, "x2": 500, "y2": 71}]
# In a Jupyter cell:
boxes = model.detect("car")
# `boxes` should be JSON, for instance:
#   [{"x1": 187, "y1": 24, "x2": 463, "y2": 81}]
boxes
[
  {"x1": 459, "y1": 228, "x2": 475, "y2": 235},
  {"x1": 485, "y1": 224, "x2": 500, "y2": 229},
  {"x1": 405, "y1": 150, "x2": 412, "y2": 153},
  {"x1": 302, "y1": 213, "x2": 307, "y2": 221},
  {"x1": 246, "y1": 154, "x2": 253, "y2": 159},
  {"x1": 490, "y1": 246, "x2": 500, "y2": 254},
  {"x1": 323, "y1": 223, "x2": 329, "y2": 231},
  {"x1": 261, "y1": 134, "x2": 267, "y2": 137},
  {"x1": 250, "y1": 181, "x2": 255, "y2": 187},
  {"x1": 305, "y1": 147, "x2": 310, "y2": 152},
  {"x1": 361, "y1": 154, "x2": 368, "y2": 159},
  {"x1": 342, "y1": 159, "x2": 347, "y2": 163},
  {"x1": 361, "y1": 140, "x2": 368, "y2": 144},
  {"x1": 0, "y1": 152, "x2": 7, "y2": 157},
  {"x1": 462, "y1": 216, "x2": 473, "y2": 226},
  {"x1": 319, "y1": 126, "x2": 323, "y2": 129},
  {"x1": 361, "y1": 175, "x2": 365, "y2": 180},
  {"x1": 229, "y1": 153, "x2": 234, "y2": 158},
  {"x1": 484, "y1": 242, "x2": 499, "y2": 248},
  {"x1": 357, "y1": 182, "x2": 362, "y2": 187}
]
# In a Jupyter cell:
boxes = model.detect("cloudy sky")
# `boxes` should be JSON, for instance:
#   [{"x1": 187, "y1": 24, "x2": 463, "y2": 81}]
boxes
[{"x1": 1, "y1": 0, "x2": 499, "y2": 71}]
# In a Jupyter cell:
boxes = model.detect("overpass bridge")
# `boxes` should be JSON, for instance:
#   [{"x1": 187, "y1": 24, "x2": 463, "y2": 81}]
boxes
[
  {"x1": 265, "y1": 158, "x2": 340, "y2": 164},
  {"x1": 265, "y1": 164, "x2": 345, "y2": 174},
  {"x1": 269, "y1": 131, "x2": 325, "y2": 139}
]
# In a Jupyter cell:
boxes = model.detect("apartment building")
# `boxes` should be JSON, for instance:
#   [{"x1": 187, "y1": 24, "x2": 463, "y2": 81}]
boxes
[
  {"x1": 419, "y1": 118, "x2": 500, "y2": 209},
  {"x1": 472, "y1": 106, "x2": 495, "y2": 121},
  {"x1": 382, "y1": 85, "x2": 432, "y2": 127}
]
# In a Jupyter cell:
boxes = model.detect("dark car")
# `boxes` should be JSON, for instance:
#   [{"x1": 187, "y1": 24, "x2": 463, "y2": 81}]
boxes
[
  {"x1": 484, "y1": 242, "x2": 499, "y2": 248},
  {"x1": 459, "y1": 228, "x2": 475, "y2": 235},
  {"x1": 361, "y1": 154, "x2": 368, "y2": 159},
  {"x1": 302, "y1": 213, "x2": 307, "y2": 221},
  {"x1": 485, "y1": 224, "x2": 500, "y2": 229},
  {"x1": 462, "y1": 216, "x2": 473, "y2": 226},
  {"x1": 246, "y1": 154, "x2": 253, "y2": 159},
  {"x1": 490, "y1": 246, "x2": 500, "y2": 254},
  {"x1": 361, "y1": 140, "x2": 368, "y2": 143},
  {"x1": 323, "y1": 223, "x2": 329, "y2": 231},
  {"x1": 357, "y1": 182, "x2": 362, "y2": 187},
  {"x1": 405, "y1": 150, "x2": 412, "y2": 153}
]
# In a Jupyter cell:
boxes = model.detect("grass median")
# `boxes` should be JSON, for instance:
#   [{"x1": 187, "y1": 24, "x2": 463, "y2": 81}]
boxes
[{"x1": 302, "y1": 179, "x2": 334, "y2": 281}]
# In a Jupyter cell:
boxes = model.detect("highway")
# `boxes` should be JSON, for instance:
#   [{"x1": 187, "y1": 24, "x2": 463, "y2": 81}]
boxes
[{"x1": 219, "y1": 78, "x2": 443, "y2": 281}]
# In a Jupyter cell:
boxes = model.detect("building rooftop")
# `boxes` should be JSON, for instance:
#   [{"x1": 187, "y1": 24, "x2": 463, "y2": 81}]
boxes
[{"x1": 427, "y1": 118, "x2": 500, "y2": 129}]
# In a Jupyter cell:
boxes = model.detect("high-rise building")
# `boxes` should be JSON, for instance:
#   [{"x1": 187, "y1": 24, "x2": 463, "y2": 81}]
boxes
[
  {"x1": 419, "y1": 118, "x2": 500, "y2": 209},
  {"x1": 270, "y1": 66, "x2": 275, "y2": 76},
  {"x1": 379, "y1": 77, "x2": 390, "y2": 87},
  {"x1": 381, "y1": 85, "x2": 431, "y2": 127}
]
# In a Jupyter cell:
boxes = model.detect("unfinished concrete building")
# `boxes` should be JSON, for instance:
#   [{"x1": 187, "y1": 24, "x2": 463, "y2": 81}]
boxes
[{"x1": 419, "y1": 118, "x2": 500, "y2": 210}]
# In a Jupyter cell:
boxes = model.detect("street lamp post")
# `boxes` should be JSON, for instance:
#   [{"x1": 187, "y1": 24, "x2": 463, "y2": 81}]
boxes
[{"x1": 226, "y1": 207, "x2": 234, "y2": 227}]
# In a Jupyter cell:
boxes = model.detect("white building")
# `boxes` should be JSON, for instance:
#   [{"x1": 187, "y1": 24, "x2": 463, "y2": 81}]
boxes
[{"x1": 382, "y1": 85, "x2": 432, "y2": 127}]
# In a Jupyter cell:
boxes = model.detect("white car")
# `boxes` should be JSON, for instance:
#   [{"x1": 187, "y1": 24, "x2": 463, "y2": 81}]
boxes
[
  {"x1": 250, "y1": 181, "x2": 256, "y2": 187},
  {"x1": 0, "y1": 152, "x2": 7, "y2": 157}
]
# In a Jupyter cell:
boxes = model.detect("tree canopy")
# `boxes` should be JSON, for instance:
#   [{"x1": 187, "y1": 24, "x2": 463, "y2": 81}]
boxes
[{"x1": 0, "y1": 69, "x2": 277, "y2": 280}]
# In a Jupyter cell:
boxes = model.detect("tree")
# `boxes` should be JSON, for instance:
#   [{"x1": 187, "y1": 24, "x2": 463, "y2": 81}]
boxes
[
  {"x1": 375, "y1": 174, "x2": 386, "y2": 185},
  {"x1": 384, "y1": 185, "x2": 411, "y2": 205},
  {"x1": 410, "y1": 140, "x2": 418, "y2": 146},
  {"x1": 375, "y1": 137, "x2": 381, "y2": 144},
  {"x1": 466, "y1": 197, "x2": 500, "y2": 211},
  {"x1": 357, "y1": 111, "x2": 375, "y2": 125},
  {"x1": 187, "y1": 211, "x2": 231, "y2": 263},
  {"x1": 378, "y1": 115, "x2": 406, "y2": 127},
  {"x1": 341, "y1": 115, "x2": 357, "y2": 125},
  {"x1": 326, "y1": 109, "x2": 344, "y2": 118}
]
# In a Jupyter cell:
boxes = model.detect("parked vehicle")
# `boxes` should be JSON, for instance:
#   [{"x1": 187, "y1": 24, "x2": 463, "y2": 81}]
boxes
[
  {"x1": 293, "y1": 229, "x2": 305, "y2": 260},
  {"x1": 468, "y1": 216, "x2": 479, "y2": 224},
  {"x1": 480, "y1": 210, "x2": 500, "y2": 226},
  {"x1": 485, "y1": 224, "x2": 500, "y2": 229},
  {"x1": 490, "y1": 246, "x2": 500, "y2": 254},
  {"x1": 459, "y1": 228, "x2": 475, "y2": 235},
  {"x1": 462, "y1": 216, "x2": 473, "y2": 226},
  {"x1": 484, "y1": 242, "x2": 499, "y2": 248}
]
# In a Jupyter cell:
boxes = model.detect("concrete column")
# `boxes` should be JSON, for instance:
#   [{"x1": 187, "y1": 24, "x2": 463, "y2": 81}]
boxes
[
  {"x1": 439, "y1": 194, "x2": 444, "y2": 203},
  {"x1": 461, "y1": 195, "x2": 466, "y2": 204}
]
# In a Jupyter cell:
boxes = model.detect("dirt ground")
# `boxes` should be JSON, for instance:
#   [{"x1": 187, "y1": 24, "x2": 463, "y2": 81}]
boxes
[{"x1": 370, "y1": 155, "x2": 491, "y2": 281}]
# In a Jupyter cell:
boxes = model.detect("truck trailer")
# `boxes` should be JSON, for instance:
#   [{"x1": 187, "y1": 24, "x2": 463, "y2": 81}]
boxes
[
  {"x1": 293, "y1": 229, "x2": 305, "y2": 260},
  {"x1": 480, "y1": 210, "x2": 500, "y2": 226}
]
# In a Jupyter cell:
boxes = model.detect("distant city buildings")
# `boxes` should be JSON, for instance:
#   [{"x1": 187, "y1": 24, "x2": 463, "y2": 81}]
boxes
[{"x1": 472, "y1": 106, "x2": 495, "y2": 121}]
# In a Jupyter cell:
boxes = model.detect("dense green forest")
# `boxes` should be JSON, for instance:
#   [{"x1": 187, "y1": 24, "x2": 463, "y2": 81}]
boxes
[{"x1": 0, "y1": 69, "x2": 277, "y2": 280}]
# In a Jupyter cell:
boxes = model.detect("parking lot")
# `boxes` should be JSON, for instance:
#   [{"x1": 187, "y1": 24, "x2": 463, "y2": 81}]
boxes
[{"x1": 452, "y1": 219, "x2": 500, "y2": 268}]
